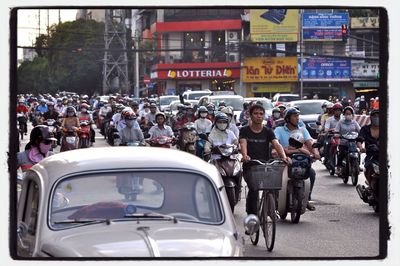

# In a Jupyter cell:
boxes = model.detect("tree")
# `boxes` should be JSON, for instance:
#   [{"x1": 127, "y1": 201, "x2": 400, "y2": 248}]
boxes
[{"x1": 18, "y1": 56, "x2": 49, "y2": 94}]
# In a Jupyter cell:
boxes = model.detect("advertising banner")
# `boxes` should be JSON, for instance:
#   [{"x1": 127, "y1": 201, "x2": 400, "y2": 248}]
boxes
[
  {"x1": 250, "y1": 9, "x2": 299, "y2": 42},
  {"x1": 156, "y1": 68, "x2": 240, "y2": 80},
  {"x1": 242, "y1": 57, "x2": 298, "y2": 83},
  {"x1": 351, "y1": 62, "x2": 379, "y2": 78},
  {"x1": 299, "y1": 57, "x2": 351, "y2": 80},
  {"x1": 303, "y1": 12, "x2": 349, "y2": 41}
]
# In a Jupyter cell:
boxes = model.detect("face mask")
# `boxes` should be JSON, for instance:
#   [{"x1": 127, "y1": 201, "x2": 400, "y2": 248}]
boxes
[
  {"x1": 39, "y1": 142, "x2": 52, "y2": 155},
  {"x1": 273, "y1": 112, "x2": 280, "y2": 119},
  {"x1": 200, "y1": 112, "x2": 208, "y2": 118},
  {"x1": 68, "y1": 112, "x2": 74, "y2": 117},
  {"x1": 371, "y1": 117, "x2": 379, "y2": 126},
  {"x1": 125, "y1": 120, "x2": 135, "y2": 128},
  {"x1": 216, "y1": 122, "x2": 228, "y2": 131},
  {"x1": 345, "y1": 114, "x2": 352, "y2": 121},
  {"x1": 81, "y1": 108, "x2": 87, "y2": 113}
]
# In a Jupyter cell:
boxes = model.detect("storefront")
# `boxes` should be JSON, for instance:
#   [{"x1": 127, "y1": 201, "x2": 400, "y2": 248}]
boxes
[
  {"x1": 150, "y1": 62, "x2": 241, "y2": 95},
  {"x1": 241, "y1": 57, "x2": 298, "y2": 98},
  {"x1": 351, "y1": 61, "x2": 379, "y2": 99}
]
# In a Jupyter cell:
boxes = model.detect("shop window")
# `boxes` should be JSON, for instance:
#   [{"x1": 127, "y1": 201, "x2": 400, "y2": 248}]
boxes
[{"x1": 183, "y1": 32, "x2": 206, "y2": 63}]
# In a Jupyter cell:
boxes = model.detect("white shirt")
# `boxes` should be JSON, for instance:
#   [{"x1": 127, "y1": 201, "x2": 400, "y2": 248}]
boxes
[{"x1": 194, "y1": 118, "x2": 212, "y2": 134}]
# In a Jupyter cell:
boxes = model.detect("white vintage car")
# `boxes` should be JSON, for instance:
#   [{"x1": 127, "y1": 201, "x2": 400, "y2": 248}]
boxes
[{"x1": 16, "y1": 147, "x2": 248, "y2": 257}]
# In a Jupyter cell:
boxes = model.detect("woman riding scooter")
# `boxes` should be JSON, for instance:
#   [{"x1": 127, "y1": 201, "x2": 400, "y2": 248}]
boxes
[{"x1": 60, "y1": 106, "x2": 80, "y2": 152}]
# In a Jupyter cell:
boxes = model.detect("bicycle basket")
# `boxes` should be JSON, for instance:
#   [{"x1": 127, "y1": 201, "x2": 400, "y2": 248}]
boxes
[{"x1": 245, "y1": 163, "x2": 285, "y2": 191}]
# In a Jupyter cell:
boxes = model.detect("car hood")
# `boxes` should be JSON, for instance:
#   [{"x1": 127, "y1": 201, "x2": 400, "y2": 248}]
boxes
[{"x1": 40, "y1": 222, "x2": 241, "y2": 257}]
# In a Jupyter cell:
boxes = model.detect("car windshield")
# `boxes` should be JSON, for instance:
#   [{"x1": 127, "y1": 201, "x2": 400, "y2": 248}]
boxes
[
  {"x1": 160, "y1": 96, "x2": 179, "y2": 105},
  {"x1": 211, "y1": 97, "x2": 244, "y2": 111},
  {"x1": 49, "y1": 171, "x2": 223, "y2": 229},
  {"x1": 295, "y1": 102, "x2": 325, "y2": 115},
  {"x1": 279, "y1": 95, "x2": 300, "y2": 102},
  {"x1": 186, "y1": 92, "x2": 211, "y2": 100}
]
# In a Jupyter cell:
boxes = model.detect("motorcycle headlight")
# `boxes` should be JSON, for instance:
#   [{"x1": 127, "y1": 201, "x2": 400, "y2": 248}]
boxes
[{"x1": 372, "y1": 162, "x2": 380, "y2": 175}]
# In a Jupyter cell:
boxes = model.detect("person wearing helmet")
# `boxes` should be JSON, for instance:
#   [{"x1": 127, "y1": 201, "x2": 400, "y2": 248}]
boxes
[
  {"x1": 356, "y1": 109, "x2": 379, "y2": 199},
  {"x1": 267, "y1": 107, "x2": 285, "y2": 129},
  {"x1": 335, "y1": 106, "x2": 361, "y2": 174},
  {"x1": 144, "y1": 103, "x2": 158, "y2": 127},
  {"x1": 324, "y1": 103, "x2": 343, "y2": 132},
  {"x1": 118, "y1": 109, "x2": 144, "y2": 145},
  {"x1": 61, "y1": 106, "x2": 80, "y2": 134},
  {"x1": 194, "y1": 106, "x2": 212, "y2": 135},
  {"x1": 17, "y1": 125, "x2": 57, "y2": 172},
  {"x1": 78, "y1": 103, "x2": 96, "y2": 145},
  {"x1": 16, "y1": 98, "x2": 29, "y2": 135},
  {"x1": 239, "y1": 104, "x2": 289, "y2": 217},
  {"x1": 239, "y1": 102, "x2": 250, "y2": 126},
  {"x1": 41, "y1": 101, "x2": 62, "y2": 145},
  {"x1": 139, "y1": 102, "x2": 151, "y2": 120},
  {"x1": 148, "y1": 112, "x2": 174, "y2": 139},
  {"x1": 205, "y1": 112, "x2": 238, "y2": 156},
  {"x1": 37, "y1": 99, "x2": 49, "y2": 115},
  {"x1": 221, "y1": 106, "x2": 239, "y2": 138},
  {"x1": 130, "y1": 101, "x2": 140, "y2": 114},
  {"x1": 274, "y1": 107, "x2": 320, "y2": 211},
  {"x1": 358, "y1": 95, "x2": 368, "y2": 114},
  {"x1": 206, "y1": 103, "x2": 216, "y2": 123},
  {"x1": 175, "y1": 105, "x2": 196, "y2": 129},
  {"x1": 373, "y1": 97, "x2": 379, "y2": 110}
]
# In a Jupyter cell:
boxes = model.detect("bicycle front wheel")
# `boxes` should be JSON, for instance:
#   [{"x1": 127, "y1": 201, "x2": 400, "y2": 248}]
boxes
[{"x1": 262, "y1": 192, "x2": 276, "y2": 252}]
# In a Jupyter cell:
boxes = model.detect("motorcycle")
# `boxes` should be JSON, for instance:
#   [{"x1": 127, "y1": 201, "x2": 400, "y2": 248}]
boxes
[
  {"x1": 209, "y1": 144, "x2": 242, "y2": 213},
  {"x1": 321, "y1": 132, "x2": 338, "y2": 176},
  {"x1": 178, "y1": 122, "x2": 198, "y2": 155},
  {"x1": 60, "y1": 126, "x2": 79, "y2": 152},
  {"x1": 78, "y1": 120, "x2": 91, "y2": 149},
  {"x1": 356, "y1": 143, "x2": 380, "y2": 212},
  {"x1": 146, "y1": 136, "x2": 174, "y2": 148},
  {"x1": 43, "y1": 119, "x2": 59, "y2": 149},
  {"x1": 338, "y1": 132, "x2": 361, "y2": 185},
  {"x1": 17, "y1": 112, "x2": 26, "y2": 140},
  {"x1": 277, "y1": 138, "x2": 313, "y2": 224},
  {"x1": 116, "y1": 175, "x2": 144, "y2": 201}
]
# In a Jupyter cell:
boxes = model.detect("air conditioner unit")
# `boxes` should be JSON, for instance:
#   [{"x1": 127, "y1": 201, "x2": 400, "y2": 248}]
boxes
[
  {"x1": 228, "y1": 42, "x2": 240, "y2": 52},
  {"x1": 226, "y1": 31, "x2": 239, "y2": 41},
  {"x1": 227, "y1": 53, "x2": 239, "y2": 62}
]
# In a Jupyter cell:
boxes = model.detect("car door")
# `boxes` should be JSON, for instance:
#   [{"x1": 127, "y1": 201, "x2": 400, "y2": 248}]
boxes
[{"x1": 17, "y1": 179, "x2": 40, "y2": 257}]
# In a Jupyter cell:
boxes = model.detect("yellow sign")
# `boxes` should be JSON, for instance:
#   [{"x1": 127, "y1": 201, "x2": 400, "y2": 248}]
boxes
[
  {"x1": 242, "y1": 57, "x2": 298, "y2": 83},
  {"x1": 252, "y1": 84, "x2": 292, "y2": 93},
  {"x1": 351, "y1": 17, "x2": 379, "y2": 29},
  {"x1": 250, "y1": 9, "x2": 299, "y2": 42}
]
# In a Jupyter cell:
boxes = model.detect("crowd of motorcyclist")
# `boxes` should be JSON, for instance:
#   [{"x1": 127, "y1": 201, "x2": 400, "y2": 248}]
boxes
[{"x1": 16, "y1": 92, "x2": 380, "y2": 214}]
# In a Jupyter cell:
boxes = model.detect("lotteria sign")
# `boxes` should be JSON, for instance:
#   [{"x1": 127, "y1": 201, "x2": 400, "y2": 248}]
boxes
[
  {"x1": 154, "y1": 68, "x2": 240, "y2": 80},
  {"x1": 166, "y1": 69, "x2": 233, "y2": 79}
]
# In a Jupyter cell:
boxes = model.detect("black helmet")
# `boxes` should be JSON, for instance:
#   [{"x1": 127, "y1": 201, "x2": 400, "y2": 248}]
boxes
[
  {"x1": 284, "y1": 107, "x2": 300, "y2": 123},
  {"x1": 214, "y1": 112, "x2": 229, "y2": 124},
  {"x1": 198, "y1": 106, "x2": 208, "y2": 113},
  {"x1": 343, "y1": 106, "x2": 355, "y2": 115},
  {"x1": 30, "y1": 125, "x2": 56, "y2": 144}
]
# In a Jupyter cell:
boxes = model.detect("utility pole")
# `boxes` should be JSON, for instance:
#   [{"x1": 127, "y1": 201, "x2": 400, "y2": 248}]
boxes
[{"x1": 102, "y1": 9, "x2": 130, "y2": 95}]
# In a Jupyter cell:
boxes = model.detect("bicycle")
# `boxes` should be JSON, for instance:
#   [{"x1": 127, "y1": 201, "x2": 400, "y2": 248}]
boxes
[{"x1": 245, "y1": 159, "x2": 285, "y2": 252}]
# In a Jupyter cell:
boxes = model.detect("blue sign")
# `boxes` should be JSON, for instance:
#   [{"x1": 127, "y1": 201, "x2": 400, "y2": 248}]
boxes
[
  {"x1": 299, "y1": 58, "x2": 351, "y2": 80},
  {"x1": 303, "y1": 12, "x2": 349, "y2": 40}
]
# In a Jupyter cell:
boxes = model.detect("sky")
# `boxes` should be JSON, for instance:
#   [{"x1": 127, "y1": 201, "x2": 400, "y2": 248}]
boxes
[{"x1": 17, "y1": 9, "x2": 77, "y2": 59}]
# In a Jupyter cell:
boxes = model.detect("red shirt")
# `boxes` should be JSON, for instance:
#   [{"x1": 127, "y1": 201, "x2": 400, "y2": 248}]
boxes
[{"x1": 16, "y1": 104, "x2": 29, "y2": 114}]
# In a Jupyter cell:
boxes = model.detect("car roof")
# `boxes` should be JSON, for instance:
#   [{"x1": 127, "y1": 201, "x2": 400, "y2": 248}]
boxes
[
  {"x1": 287, "y1": 99, "x2": 328, "y2": 105},
  {"x1": 29, "y1": 147, "x2": 222, "y2": 187},
  {"x1": 160, "y1": 95, "x2": 179, "y2": 98},
  {"x1": 183, "y1": 90, "x2": 211, "y2": 94},
  {"x1": 203, "y1": 95, "x2": 243, "y2": 99},
  {"x1": 245, "y1": 97, "x2": 271, "y2": 102}
]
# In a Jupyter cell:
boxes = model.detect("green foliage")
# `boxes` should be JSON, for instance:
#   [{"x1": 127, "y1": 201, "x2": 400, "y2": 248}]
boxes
[{"x1": 18, "y1": 19, "x2": 105, "y2": 96}]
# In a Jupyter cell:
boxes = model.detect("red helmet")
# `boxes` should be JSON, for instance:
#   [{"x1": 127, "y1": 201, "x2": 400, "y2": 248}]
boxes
[
  {"x1": 122, "y1": 109, "x2": 136, "y2": 119},
  {"x1": 332, "y1": 103, "x2": 343, "y2": 110}
]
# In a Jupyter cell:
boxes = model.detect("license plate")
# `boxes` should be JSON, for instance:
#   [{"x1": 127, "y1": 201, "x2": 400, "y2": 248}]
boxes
[{"x1": 66, "y1": 137, "x2": 76, "y2": 144}]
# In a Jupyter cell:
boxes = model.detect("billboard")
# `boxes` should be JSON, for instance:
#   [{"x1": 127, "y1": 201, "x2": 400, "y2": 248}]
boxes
[
  {"x1": 351, "y1": 62, "x2": 379, "y2": 78},
  {"x1": 250, "y1": 9, "x2": 299, "y2": 42},
  {"x1": 303, "y1": 12, "x2": 349, "y2": 41},
  {"x1": 299, "y1": 57, "x2": 351, "y2": 80},
  {"x1": 242, "y1": 57, "x2": 298, "y2": 83}
]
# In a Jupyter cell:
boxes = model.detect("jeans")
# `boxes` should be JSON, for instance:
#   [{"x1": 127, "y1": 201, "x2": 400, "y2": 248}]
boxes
[{"x1": 309, "y1": 168, "x2": 316, "y2": 200}]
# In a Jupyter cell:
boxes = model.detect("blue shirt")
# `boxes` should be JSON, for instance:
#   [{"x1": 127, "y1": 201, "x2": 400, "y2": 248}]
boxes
[
  {"x1": 37, "y1": 105, "x2": 49, "y2": 114},
  {"x1": 274, "y1": 124, "x2": 312, "y2": 148}
]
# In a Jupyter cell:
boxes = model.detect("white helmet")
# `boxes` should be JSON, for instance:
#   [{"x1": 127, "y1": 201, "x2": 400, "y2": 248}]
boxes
[{"x1": 221, "y1": 106, "x2": 234, "y2": 116}]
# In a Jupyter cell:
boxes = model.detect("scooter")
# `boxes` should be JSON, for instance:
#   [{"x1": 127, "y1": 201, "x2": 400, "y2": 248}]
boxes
[
  {"x1": 146, "y1": 136, "x2": 175, "y2": 148},
  {"x1": 277, "y1": 138, "x2": 313, "y2": 224},
  {"x1": 178, "y1": 122, "x2": 198, "y2": 155},
  {"x1": 44, "y1": 119, "x2": 59, "y2": 149},
  {"x1": 116, "y1": 175, "x2": 144, "y2": 201},
  {"x1": 60, "y1": 126, "x2": 79, "y2": 152},
  {"x1": 338, "y1": 132, "x2": 361, "y2": 186},
  {"x1": 78, "y1": 120, "x2": 91, "y2": 149},
  {"x1": 17, "y1": 112, "x2": 26, "y2": 140},
  {"x1": 323, "y1": 132, "x2": 339, "y2": 176},
  {"x1": 209, "y1": 144, "x2": 242, "y2": 213},
  {"x1": 356, "y1": 143, "x2": 380, "y2": 212}
]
